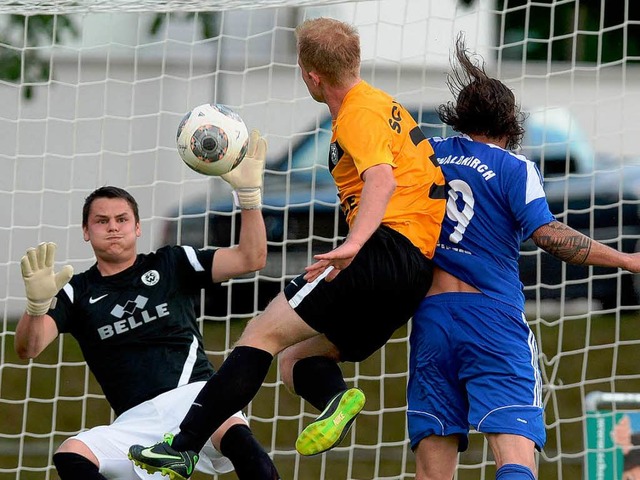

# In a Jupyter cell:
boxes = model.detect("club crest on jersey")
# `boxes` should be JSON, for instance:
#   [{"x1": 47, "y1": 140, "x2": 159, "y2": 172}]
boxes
[
  {"x1": 329, "y1": 142, "x2": 340, "y2": 166},
  {"x1": 142, "y1": 270, "x2": 160, "y2": 286}
]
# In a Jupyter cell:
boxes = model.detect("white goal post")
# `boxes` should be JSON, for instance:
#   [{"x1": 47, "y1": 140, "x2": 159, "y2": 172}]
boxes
[{"x1": 2, "y1": 1, "x2": 640, "y2": 479}]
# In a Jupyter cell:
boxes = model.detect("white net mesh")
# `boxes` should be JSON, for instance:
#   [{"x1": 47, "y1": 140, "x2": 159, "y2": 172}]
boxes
[
  {"x1": 0, "y1": 1, "x2": 360, "y2": 15},
  {"x1": 2, "y1": 1, "x2": 640, "y2": 479}
]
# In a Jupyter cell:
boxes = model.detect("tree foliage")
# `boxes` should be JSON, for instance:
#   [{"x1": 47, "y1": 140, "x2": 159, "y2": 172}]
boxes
[
  {"x1": 497, "y1": 0, "x2": 640, "y2": 63},
  {"x1": 0, "y1": 14, "x2": 78, "y2": 98},
  {"x1": 1, "y1": 1, "x2": 637, "y2": 100}
]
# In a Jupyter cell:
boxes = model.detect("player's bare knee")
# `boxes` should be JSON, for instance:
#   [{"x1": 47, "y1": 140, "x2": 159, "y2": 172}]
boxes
[
  {"x1": 486, "y1": 433, "x2": 537, "y2": 471},
  {"x1": 414, "y1": 434, "x2": 459, "y2": 479},
  {"x1": 56, "y1": 438, "x2": 89, "y2": 455},
  {"x1": 55, "y1": 439, "x2": 100, "y2": 466},
  {"x1": 238, "y1": 294, "x2": 318, "y2": 354},
  {"x1": 237, "y1": 315, "x2": 284, "y2": 353}
]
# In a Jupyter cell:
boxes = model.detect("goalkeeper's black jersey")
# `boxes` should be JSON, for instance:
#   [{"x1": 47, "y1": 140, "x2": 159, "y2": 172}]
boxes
[{"x1": 48, "y1": 245, "x2": 219, "y2": 416}]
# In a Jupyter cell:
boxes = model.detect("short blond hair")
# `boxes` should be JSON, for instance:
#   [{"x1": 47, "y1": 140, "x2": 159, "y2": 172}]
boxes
[{"x1": 295, "y1": 17, "x2": 360, "y2": 86}]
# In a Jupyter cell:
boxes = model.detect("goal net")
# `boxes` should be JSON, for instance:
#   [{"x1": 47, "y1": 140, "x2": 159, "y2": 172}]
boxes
[{"x1": 2, "y1": 1, "x2": 640, "y2": 479}]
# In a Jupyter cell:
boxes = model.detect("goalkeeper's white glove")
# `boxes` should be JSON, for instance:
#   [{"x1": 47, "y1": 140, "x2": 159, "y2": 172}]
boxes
[
  {"x1": 221, "y1": 129, "x2": 267, "y2": 210},
  {"x1": 20, "y1": 242, "x2": 74, "y2": 316}
]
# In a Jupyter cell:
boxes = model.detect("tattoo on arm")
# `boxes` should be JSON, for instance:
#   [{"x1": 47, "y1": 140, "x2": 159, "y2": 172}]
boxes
[{"x1": 532, "y1": 221, "x2": 592, "y2": 265}]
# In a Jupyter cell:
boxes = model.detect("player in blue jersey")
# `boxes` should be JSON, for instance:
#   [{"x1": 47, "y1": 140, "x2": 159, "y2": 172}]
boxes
[
  {"x1": 15, "y1": 132, "x2": 281, "y2": 480},
  {"x1": 407, "y1": 34, "x2": 640, "y2": 480}
]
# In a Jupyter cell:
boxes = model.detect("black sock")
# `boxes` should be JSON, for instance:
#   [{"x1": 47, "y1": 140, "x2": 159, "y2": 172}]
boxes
[
  {"x1": 219, "y1": 424, "x2": 281, "y2": 480},
  {"x1": 53, "y1": 452, "x2": 107, "y2": 480},
  {"x1": 292, "y1": 356, "x2": 348, "y2": 411},
  {"x1": 172, "y1": 345, "x2": 273, "y2": 452}
]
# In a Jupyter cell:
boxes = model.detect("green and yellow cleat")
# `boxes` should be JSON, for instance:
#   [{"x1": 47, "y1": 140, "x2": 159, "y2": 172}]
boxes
[
  {"x1": 128, "y1": 433, "x2": 199, "y2": 480},
  {"x1": 296, "y1": 387, "x2": 366, "y2": 456}
]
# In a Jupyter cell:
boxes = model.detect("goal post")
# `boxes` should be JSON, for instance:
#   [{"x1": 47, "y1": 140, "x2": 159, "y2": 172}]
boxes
[{"x1": 1, "y1": 1, "x2": 640, "y2": 479}]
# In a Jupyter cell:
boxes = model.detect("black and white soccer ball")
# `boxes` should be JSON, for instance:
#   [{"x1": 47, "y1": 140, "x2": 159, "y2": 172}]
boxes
[{"x1": 176, "y1": 103, "x2": 249, "y2": 176}]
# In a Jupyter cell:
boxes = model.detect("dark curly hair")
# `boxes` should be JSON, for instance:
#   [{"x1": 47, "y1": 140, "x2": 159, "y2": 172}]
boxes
[{"x1": 438, "y1": 33, "x2": 526, "y2": 150}]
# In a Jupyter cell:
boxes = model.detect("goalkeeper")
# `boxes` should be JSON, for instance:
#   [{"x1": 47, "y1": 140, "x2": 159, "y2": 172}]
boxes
[
  {"x1": 406, "y1": 34, "x2": 640, "y2": 480},
  {"x1": 15, "y1": 132, "x2": 281, "y2": 480}
]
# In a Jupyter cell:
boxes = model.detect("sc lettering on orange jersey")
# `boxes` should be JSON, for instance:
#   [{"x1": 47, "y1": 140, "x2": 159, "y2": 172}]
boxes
[{"x1": 388, "y1": 102, "x2": 403, "y2": 133}]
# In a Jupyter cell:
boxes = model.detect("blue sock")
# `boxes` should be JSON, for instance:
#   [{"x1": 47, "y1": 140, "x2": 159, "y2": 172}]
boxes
[{"x1": 495, "y1": 463, "x2": 536, "y2": 479}]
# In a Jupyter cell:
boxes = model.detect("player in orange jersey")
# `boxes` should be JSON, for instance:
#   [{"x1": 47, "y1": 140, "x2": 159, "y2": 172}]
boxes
[{"x1": 130, "y1": 17, "x2": 446, "y2": 477}]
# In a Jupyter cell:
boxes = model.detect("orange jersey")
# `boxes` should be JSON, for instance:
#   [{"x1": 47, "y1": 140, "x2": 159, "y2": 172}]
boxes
[{"x1": 329, "y1": 81, "x2": 446, "y2": 258}]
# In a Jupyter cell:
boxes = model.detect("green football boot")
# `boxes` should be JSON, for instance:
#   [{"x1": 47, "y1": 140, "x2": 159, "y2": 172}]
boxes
[{"x1": 296, "y1": 387, "x2": 366, "y2": 456}]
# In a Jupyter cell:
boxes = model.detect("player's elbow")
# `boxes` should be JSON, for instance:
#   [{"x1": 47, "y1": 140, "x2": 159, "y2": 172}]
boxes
[
  {"x1": 15, "y1": 342, "x2": 38, "y2": 360},
  {"x1": 238, "y1": 245, "x2": 267, "y2": 273},
  {"x1": 16, "y1": 350, "x2": 31, "y2": 361},
  {"x1": 248, "y1": 247, "x2": 267, "y2": 272}
]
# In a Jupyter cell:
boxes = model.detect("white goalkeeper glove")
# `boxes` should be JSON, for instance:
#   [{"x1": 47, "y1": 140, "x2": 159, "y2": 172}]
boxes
[
  {"x1": 221, "y1": 129, "x2": 267, "y2": 210},
  {"x1": 20, "y1": 242, "x2": 74, "y2": 316}
]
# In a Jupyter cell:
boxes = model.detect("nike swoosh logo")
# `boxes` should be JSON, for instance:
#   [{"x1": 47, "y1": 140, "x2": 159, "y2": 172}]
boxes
[
  {"x1": 140, "y1": 448, "x2": 182, "y2": 460},
  {"x1": 89, "y1": 294, "x2": 108, "y2": 304}
]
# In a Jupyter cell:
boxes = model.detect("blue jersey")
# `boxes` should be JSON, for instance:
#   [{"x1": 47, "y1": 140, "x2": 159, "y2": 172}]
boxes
[{"x1": 430, "y1": 135, "x2": 555, "y2": 310}]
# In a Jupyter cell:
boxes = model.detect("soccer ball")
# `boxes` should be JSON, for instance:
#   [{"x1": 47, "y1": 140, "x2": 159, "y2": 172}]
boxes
[{"x1": 176, "y1": 103, "x2": 249, "y2": 176}]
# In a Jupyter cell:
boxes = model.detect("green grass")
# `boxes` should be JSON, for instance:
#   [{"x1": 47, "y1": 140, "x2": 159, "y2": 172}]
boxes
[{"x1": 2, "y1": 310, "x2": 639, "y2": 479}]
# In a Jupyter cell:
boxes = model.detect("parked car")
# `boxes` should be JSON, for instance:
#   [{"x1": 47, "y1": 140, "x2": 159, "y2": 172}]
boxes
[{"x1": 161, "y1": 107, "x2": 640, "y2": 315}]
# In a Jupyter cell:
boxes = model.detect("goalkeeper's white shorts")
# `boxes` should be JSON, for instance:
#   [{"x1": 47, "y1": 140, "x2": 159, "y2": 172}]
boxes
[{"x1": 67, "y1": 381, "x2": 247, "y2": 479}]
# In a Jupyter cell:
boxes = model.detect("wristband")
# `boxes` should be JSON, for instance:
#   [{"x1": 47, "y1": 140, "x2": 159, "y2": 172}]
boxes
[
  {"x1": 232, "y1": 188, "x2": 262, "y2": 210},
  {"x1": 26, "y1": 299, "x2": 53, "y2": 316}
]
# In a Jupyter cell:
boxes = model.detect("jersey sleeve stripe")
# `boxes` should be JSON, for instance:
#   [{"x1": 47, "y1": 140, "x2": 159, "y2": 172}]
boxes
[
  {"x1": 62, "y1": 283, "x2": 74, "y2": 303},
  {"x1": 409, "y1": 125, "x2": 427, "y2": 146},
  {"x1": 524, "y1": 161, "x2": 546, "y2": 204},
  {"x1": 181, "y1": 245, "x2": 205, "y2": 272}
]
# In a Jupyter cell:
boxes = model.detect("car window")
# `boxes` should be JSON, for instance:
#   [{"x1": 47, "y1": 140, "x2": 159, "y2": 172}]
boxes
[
  {"x1": 521, "y1": 108, "x2": 595, "y2": 176},
  {"x1": 290, "y1": 120, "x2": 332, "y2": 171},
  {"x1": 277, "y1": 106, "x2": 593, "y2": 184},
  {"x1": 283, "y1": 108, "x2": 452, "y2": 176},
  {"x1": 271, "y1": 119, "x2": 333, "y2": 187}
]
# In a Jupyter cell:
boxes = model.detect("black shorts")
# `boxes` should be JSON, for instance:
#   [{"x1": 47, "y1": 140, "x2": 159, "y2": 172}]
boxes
[{"x1": 284, "y1": 225, "x2": 434, "y2": 362}]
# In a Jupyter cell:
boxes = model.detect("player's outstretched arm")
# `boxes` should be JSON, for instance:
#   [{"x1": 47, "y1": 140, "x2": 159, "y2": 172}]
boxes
[
  {"x1": 16, "y1": 242, "x2": 73, "y2": 359},
  {"x1": 531, "y1": 220, "x2": 640, "y2": 273},
  {"x1": 213, "y1": 131, "x2": 268, "y2": 283}
]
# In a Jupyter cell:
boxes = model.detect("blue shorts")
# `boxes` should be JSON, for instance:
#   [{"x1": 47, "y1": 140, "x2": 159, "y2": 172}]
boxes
[{"x1": 406, "y1": 293, "x2": 546, "y2": 452}]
